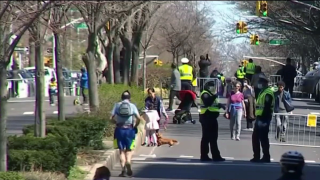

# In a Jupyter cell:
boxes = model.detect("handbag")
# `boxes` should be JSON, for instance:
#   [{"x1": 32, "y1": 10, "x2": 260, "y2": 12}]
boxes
[{"x1": 283, "y1": 98, "x2": 294, "y2": 112}]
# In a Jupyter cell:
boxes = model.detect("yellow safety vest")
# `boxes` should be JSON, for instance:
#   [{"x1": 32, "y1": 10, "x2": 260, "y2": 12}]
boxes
[
  {"x1": 236, "y1": 68, "x2": 245, "y2": 79},
  {"x1": 179, "y1": 64, "x2": 193, "y2": 81},
  {"x1": 192, "y1": 78, "x2": 197, "y2": 86},
  {"x1": 221, "y1": 76, "x2": 225, "y2": 85},
  {"x1": 199, "y1": 90, "x2": 220, "y2": 114},
  {"x1": 49, "y1": 82, "x2": 57, "y2": 88},
  {"x1": 246, "y1": 63, "x2": 255, "y2": 74},
  {"x1": 255, "y1": 87, "x2": 275, "y2": 116}
]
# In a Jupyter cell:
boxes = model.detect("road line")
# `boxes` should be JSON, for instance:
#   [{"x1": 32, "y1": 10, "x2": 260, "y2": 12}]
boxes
[
  {"x1": 310, "y1": 112, "x2": 320, "y2": 114},
  {"x1": 132, "y1": 161, "x2": 281, "y2": 167},
  {"x1": 176, "y1": 159, "x2": 191, "y2": 162},
  {"x1": 139, "y1": 154, "x2": 156, "y2": 158},
  {"x1": 179, "y1": 155, "x2": 194, "y2": 158},
  {"x1": 132, "y1": 157, "x2": 147, "y2": 161},
  {"x1": 53, "y1": 111, "x2": 58, "y2": 114},
  {"x1": 305, "y1": 160, "x2": 316, "y2": 163},
  {"x1": 223, "y1": 157, "x2": 235, "y2": 160},
  {"x1": 23, "y1": 112, "x2": 34, "y2": 115}
]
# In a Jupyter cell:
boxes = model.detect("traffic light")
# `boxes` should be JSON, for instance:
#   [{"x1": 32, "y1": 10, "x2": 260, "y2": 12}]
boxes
[
  {"x1": 106, "y1": 21, "x2": 110, "y2": 30},
  {"x1": 242, "y1": 22, "x2": 248, "y2": 33},
  {"x1": 250, "y1": 35, "x2": 255, "y2": 45},
  {"x1": 255, "y1": 35, "x2": 260, "y2": 45},
  {"x1": 236, "y1": 21, "x2": 243, "y2": 34},
  {"x1": 153, "y1": 59, "x2": 163, "y2": 66},
  {"x1": 256, "y1": 1, "x2": 261, "y2": 16},
  {"x1": 260, "y1": 1, "x2": 268, "y2": 17}
]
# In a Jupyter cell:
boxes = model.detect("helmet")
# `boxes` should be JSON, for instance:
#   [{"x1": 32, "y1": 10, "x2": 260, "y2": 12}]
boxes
[
  {"x1": 181, "y1": 58, "x2": 189, "y2": 63},
  {"x1": 204, "y1": 79, "x2": 217, "y2": 94},
  {"x1": 280, "y1": 151, "x2": 305, "y2": 175}
]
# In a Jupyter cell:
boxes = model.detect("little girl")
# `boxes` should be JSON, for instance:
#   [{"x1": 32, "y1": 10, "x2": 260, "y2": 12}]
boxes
[{"x1": 142, "y1": 110, "x2": 160, "y2": 146}]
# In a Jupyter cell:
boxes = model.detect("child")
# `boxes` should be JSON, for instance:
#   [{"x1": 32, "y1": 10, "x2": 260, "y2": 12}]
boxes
[
  {"x1": 142, "y1": 110, "x2": 159, "y2": 147},
  {"x1": 93, "y1": 166, "x2": 110, "y2": 180},
  {"x1": 48, "y1": 78, "x2": 57, "y2": 106}
]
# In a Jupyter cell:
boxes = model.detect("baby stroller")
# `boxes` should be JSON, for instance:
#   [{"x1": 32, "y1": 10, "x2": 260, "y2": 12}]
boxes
[{"x1": 173, "y1": 90, "x2": 197, "y2": 124}]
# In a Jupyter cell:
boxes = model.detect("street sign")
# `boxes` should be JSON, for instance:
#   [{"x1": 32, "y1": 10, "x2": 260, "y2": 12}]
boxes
[
  {"x1": 269, "y1": 39, "x2": 290, "y2": 45},
  {"x1": 14, "y1": 47, "x2": 28, "y2": 52},
  {"x1": 76, "y1": 22, "x2": 88, "y2": 30}
]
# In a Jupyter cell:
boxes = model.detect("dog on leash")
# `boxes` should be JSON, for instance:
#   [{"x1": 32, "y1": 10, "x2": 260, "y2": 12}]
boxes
[{"x1": 156, "y1": 133, "x2": 178, "y2": 147}]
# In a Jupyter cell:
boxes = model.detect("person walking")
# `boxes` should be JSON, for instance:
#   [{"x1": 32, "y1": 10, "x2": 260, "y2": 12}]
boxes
[
  {"x1": 281, "y1": 58, "x2": 297, "y2": 96},
  {"x1": 199, "y1": 79, "x2": 226, "y2": 161},
  {"x1": 250, "y1": 74, "x2": 274, "y2": 163},
  {"x1": 179, "y1": 58, "x2": 196, "y2": 90},
  {"x1": 111, "y1": 91, "x2": 143, "y2": 177},
  {"x1": 235, "y1": 64, "x2": 246, "y2": 89},
  {"x1": 48, "y1": 78, "x2": 57, "y2": 106},
  {"x1": 198, "y1": 54, "x2": 212, "y2": 91},
  {"x1": 145, "y1": 88, "x2": 168, "y2": 131},
  {"x1": 242, "y1": 79, "x2": 255, "y2": 131},
  {"x1": 80, "y1": 67, "x2": 89, "y2": 105},
  {"x1": 274, "y1": 81, "x2": 294, "y2": 142},
  {"x1": 245, "y1": 59, "x2": 255, "y2": 82},
  {"x1": 166, "y1": 63, "x2": 181, "y2": 111},
  {"x1": 226, "y1": 81, "x2": 246, "y2": 141},
  {"x1": 251, "y1": 66, "x2": 263, "y2": 99}
]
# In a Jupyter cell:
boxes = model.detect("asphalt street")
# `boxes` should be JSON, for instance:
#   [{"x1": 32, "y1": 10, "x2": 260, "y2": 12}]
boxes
[
  {"x1": 110, "y1": 97, "x2": 320, "y2": 179},
  {"x1": 7, "y1": 96, "x2": 82, "y2": 135}
]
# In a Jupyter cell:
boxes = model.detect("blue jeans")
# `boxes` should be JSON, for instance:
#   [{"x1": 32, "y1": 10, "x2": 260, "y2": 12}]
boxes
[{"x1": 230, "y1": 109, "x2": 243, "y2": 139}]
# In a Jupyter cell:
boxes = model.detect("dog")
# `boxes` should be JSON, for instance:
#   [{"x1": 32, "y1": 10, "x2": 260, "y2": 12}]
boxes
[{"x1": 156, "y1": 133, "x2": 178, "y2": 147}]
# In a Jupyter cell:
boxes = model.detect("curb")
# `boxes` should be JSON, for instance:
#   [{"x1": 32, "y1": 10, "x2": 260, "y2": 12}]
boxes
[{"x1": 82, "y1": 123, "x2": 145, "y2": 180}]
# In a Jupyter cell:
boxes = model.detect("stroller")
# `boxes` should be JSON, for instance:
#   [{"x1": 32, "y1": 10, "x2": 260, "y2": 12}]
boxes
[{"x1": 173, "y1": 90, "x2": 197, "y2": 124}]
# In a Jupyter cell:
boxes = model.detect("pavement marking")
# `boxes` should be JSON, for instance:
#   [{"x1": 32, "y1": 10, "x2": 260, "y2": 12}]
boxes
[
  {"x1": 139, "y1": 154, "x2": 156, "y2": 158},
  {"x1": 23, "y1": 112, "x2": 34, "y2": 115},
  {"x1": 271, "y1": 158, "x2": 274, "y2": 161},
  {"x1": 131, "y1": 157, "x2": 147, "y2": 161},
  {"x1": 310, "y1": 112, "x2": 320, "y2": 114},
  {"x1": 305, "y1": 160, "x2": 316, "y2": 163},
  {"x1": 179, "y1": 155, "x2": 194, "y2": 158},
  {"x1": 223, "y1": 157, "x2": 235, "y2": 160},
  {"x1": 176, "y1": 159, "x2": 191, "y2": 162},
  {"x1": 53, "y1": 111, "x2": 58, "y2": 114},
  {"x1": 270, "y1": 143, "x2": 320, "y2": 148},
  {"x1": 149, "y1": 145, "x2": 157, "y2": 156}
]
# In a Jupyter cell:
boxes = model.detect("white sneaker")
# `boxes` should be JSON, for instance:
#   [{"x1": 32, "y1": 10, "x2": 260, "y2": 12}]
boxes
[{"x1": 236, "y1": 138, "x2": 240, "y2": 141}]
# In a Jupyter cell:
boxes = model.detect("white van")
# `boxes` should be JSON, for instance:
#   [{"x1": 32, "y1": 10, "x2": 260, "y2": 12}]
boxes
[{"x1": 24, "y1": 67, "x2": 57, "y2": 97}]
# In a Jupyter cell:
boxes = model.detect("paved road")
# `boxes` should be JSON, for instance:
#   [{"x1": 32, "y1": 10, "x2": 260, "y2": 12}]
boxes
[
  {"x1": 7, "y1": 96, "x2": 82, "y2": 135},
  {"x1": 110, "y1": 97, "x2": 320, "y2": 179}
]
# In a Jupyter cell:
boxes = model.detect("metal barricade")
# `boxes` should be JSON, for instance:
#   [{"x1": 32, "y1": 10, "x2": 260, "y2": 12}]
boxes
[
  {"x1": 196, "y1": 77, "x2": 219, "y2": 96},
  {"x1": 269, "y1": 113, "x2": 320, "y2": 147},
  {"x1": 269, "y1": 75, "x2": 281, "y2": 86},
  {"x1": 7, "y1": 78, "x2": 35, "y2": 98},
  {"x1": 293, "y1": 75, "x2": 305, "y2": 96}
]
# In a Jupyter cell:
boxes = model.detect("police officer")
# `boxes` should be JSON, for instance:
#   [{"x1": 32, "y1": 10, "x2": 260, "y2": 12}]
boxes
[
  {"x1": 199, "y1": 79, "x2": 226, "y2": 161},
  {"x1": 250, "y1": 74, "x2": 275, "y2": 163},
  {"x1": 236, "y1": 64, "x2": 246, "y2": 90},
  {"x1": 179, "y1": 58, "x2": 196, "y2": 90},
  {"x1": 245, "y1": 59, "x2": 255, "y2": 82}
]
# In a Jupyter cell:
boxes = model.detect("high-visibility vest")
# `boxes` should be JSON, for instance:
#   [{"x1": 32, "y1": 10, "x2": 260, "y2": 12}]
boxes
[
  {"x1": 236, "y1": 68, "x2": 245, "y2": 79},
  {"x1": 255, "y1": 87, "x2": 275, "y2": 116},
  {"x1": 221, "y1": 76, "x2": 225, "y2": 85},
  {"x1": 178, "y1": 64, "x2": 193, "y2": 81},
  {"x1": 246, "y1": 63, "x2": 255, "y2": 74},
  {"x1": 192, "y1": 78, "x2": 197, "y2": 86},
  {"x1": 199, "y1": 90, "x2": 220, "y2": 114},
  {"x1": 49, "y1": 82, "x2": 57, "y2": 88}
]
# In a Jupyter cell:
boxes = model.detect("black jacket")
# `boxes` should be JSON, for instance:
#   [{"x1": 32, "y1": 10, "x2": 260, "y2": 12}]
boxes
[
  {"x1": 281, "y1": 64, "x2": 296, "y2": 85},
  {"x1": 198, "y1": 59, "x2": 212, "y2": 77}
]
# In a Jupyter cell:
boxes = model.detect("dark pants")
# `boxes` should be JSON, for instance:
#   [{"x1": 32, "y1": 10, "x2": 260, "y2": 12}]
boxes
[
  {"x1": 168, "y1": 90, "x2": 180, "y2": 109},
  {"x1": 245, "y1": 74, "x2": 253, "y2": 83},
  {"x1": 284, "y1": 84, "x2": 293, "y2": 97},
  {"x1": 247, "y1": 119, "x2": 254, "y2": 128},
  {"x1": 181, "y1": 80, "x2": 192, "y2": 90},
  {"x1": 12, "y1": 81, "x2": 19, "y2": 96},
  {"x1": 200, "y1": 111, "x2": 222, "y2": 159},
  {"x1": 82, "y1": 88, "x2": 88, "y2": 104},
  {"x1": 49, "y1": 89, "x2": 55, "y2": 104},
  {"x1": 252, "y1": 120, "x2": 270, "y2": 160}
]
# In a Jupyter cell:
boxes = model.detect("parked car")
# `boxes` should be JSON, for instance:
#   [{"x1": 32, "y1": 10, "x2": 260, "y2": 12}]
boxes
[
  {"x1": 7, "y1": 69, "x2": 35, "y2": 98},
  {"x1": 299, "y1": 69, "x2": 320, "y2": 101}
]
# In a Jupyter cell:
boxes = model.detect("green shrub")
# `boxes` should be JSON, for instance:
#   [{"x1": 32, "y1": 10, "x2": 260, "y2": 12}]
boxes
[
  {"x1": 8, "y1": 136, "x2": 76, "y2": 175},
  {"x1": 21, "y1": 172, "x2": 67, "y2": 180},
  {"x1": 22, "y1": 116, "x2": 108, "y2": 150},
  {"x1": 0, "y1": 172, "x2": 25, "y2": 180}
]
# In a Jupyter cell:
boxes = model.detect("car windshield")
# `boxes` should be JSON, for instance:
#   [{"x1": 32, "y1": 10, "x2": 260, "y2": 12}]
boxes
[{"x1": 27, "y1": 69, "x2": 50, "y2": 76}]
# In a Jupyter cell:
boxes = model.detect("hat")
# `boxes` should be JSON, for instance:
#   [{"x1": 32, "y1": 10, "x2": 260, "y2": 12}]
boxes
[
  {"x1": 181, "y1": 58, "x2": 189, "y2": 63},
  {"x1": 259, "y1": 74, "x2": 269, "y2": 82}
]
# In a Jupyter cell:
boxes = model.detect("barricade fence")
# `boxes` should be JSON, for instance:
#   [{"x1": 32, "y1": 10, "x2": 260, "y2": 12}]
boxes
[
  {"x1": 195, "y1": 77, "x2": 219, "y2": 96},
  {"x1": 6, "y1": 78, "x2": 80, "y2": 99},
  {"x1": 269, "y1": 113, "x2": 320, "y2": 147}
]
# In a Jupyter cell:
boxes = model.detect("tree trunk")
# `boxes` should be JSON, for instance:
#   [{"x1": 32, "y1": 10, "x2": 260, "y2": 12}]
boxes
[
  {"x1": 120, "y1": 35, "x2": 131, "y2": 85},
  {"x1": 28, "y1": 37, "x2": 35, "y2": 67},
  {"x1": 130, "y1": 32, "x2": 142, "y2": 86},
  {"x1": 113, "y1": 38, "x2": 121, "y2": 84},
  {"x1": 0, "y1": 63, "x2": 8, "y2": 171},
  {"x1": 84, "y1": 32, "x2": 99, "y2": 111},
  {"x1": 35, "y1": 37, "x2": 46, "y2": 137},
  {"x1": 54, "y1": 33, "x2": 65, "y2": 121},
  {"x1": 106, "y1": 42, "x2": 114, "y2": 84}
]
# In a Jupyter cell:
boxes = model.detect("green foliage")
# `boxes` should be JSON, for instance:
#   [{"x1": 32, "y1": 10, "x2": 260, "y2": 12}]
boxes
[
  {"x1": 21, "y1": 172, "x2": 67, "y2": 180},
  {"x1": 67, "y1": 166, "x2": 87, "y2": 180},
  {"x1": 0, "y1": 172, "x2": 25, "y2": 180},
  {"x1": 22, "y1": 116, "x2": 108, "y2": 150},
  {"x1": 8, "y1": 136, "x2": 76, "y2": 175}
]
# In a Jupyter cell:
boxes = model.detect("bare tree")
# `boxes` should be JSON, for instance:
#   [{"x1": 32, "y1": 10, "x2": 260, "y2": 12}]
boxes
[{"x1": 0, "y1": 1, "x2": 52, "y2": 171}]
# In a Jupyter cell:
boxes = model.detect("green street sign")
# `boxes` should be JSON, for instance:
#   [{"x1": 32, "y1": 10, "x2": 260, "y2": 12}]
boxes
[
  {"x1": 76, "y1": 22, "x2": 87, "y2": 30},
  {"x1": 138, "y1": 64, "x2": 141, "y2": 69},
  {"x1": 269, "y1": 39, "x2": 290, "y2": 45}
]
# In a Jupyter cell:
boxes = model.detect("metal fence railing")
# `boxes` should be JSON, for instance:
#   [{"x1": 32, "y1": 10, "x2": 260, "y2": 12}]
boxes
[{"x1": 269, "y1": 113, "x2": 320, "y2": 147}]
